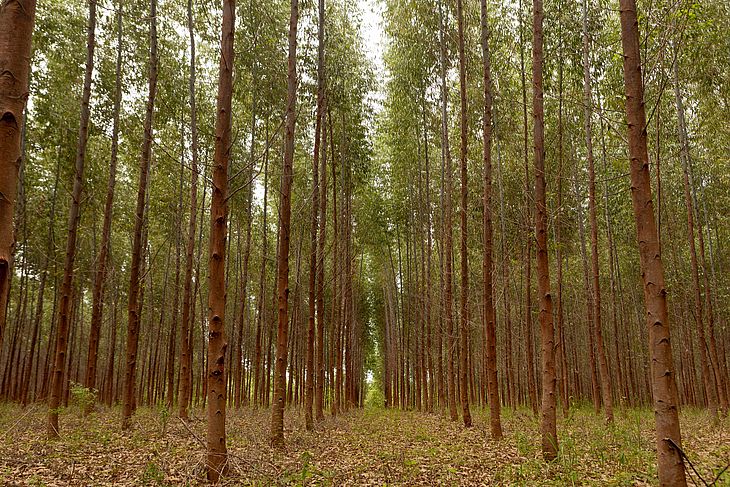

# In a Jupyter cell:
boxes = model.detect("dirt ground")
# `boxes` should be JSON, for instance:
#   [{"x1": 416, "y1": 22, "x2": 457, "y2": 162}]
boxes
[{"x1": 0, "y1": 402, "x2": 728, "y2": 485}]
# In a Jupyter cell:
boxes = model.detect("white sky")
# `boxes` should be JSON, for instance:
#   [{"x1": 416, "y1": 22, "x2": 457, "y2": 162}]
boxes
[{"x1": 358, "y1": 0, "x2": 386, "y2": 73}]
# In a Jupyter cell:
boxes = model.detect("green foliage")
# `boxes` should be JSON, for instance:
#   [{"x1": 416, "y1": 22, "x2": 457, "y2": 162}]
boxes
[
  {"x1": 140, "y1": 461, "x2": 165, "y2": 485},
  {"x1": 69, "y1": 382, "x2": 96, "y2": 414}
]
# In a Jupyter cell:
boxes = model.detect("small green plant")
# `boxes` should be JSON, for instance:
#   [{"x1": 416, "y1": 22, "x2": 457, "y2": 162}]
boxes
[
  {"x1": 69, "y1": 382, "x2": 96, "y2": 415},
  {"x1": 141, "y1": 461, "x2": 165, "y2": 485},
  {"x1": 158, "y1": 405, "x2": 170, "y2": 435}
]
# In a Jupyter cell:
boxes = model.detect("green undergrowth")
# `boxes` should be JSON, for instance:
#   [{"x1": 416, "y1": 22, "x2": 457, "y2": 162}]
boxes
[{"x1": 0, "y1": 402, "x2": 727, "y2": 485}]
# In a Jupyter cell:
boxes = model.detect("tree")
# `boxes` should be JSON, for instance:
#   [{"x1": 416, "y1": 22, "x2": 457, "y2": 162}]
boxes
[
  {"x1": 205, "y1": 0, "x2": 235, "y2": 479},
  {"x1": 271, "y1": 0, "x2": 299, "y2": 449},
  {"x1": 480, "y1": 0, "x2": 502, "y2": 440},
  {"x1": 48, "y1": 0, "x2": 97, "y2": 438},
  {"x1": 438, "y1": 0, "x2": 458, "y2": 423},
  {"x1": 178, "y1": 0, "x2": 199, "y2": 421},
  {"x1": 456, "y1": 0, "x2": 472, "y2": 429},
  {"x1": 0, "y1": 0, "x2": 36, "y2": 355},
  {"x1": 84, "y1": 0, "x2": 123, "y2": 412},
  {"x1": 123, "y1": 0, "x2": 158, "y2": 430},
  {"x1": 305, "y1": 0, "x2": 325, "y2": 431},
  {"x1": 532, "y1": 0, "x2": 558, "y2": 461},
  {"x1": 582, "y1": 0, "x2": 613, "y2": 423},
  {"x1": 618, "y1": 0, "x2": 686, "y2": 484}
]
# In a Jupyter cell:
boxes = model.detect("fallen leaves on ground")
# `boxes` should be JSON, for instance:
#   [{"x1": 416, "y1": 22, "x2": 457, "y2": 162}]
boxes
[{"x1": 0, "y1": 403, "x2": 728, "y2": 486}]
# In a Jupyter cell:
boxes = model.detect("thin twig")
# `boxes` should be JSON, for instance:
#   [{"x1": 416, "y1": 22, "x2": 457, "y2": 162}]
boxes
[{"x1": 178, "y1": 417, "x2": 206, "y2": 450}]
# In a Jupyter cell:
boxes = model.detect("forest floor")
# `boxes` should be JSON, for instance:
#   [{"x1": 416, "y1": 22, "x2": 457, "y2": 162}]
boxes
[{"x1": 0, "y1": 401, "x2": 728, "y2": 486}]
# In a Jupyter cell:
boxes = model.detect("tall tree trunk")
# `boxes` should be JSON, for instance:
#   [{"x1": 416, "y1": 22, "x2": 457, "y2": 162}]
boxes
[
  {"x1": 205, "y1": 0, "x2": 235, "y2": 479},
  {"x1": 519, "y1": 0, "x2": 537, "y2": 415},
  {"x1": 123, "y1": 0, "x2": 157, "y2": 430},
  {"x1": 480, "y1": 0, "x2": 501, "y2": 439},
  {"x1": 554, "y1": 0, "x2": 569, "y2": 417},
  {"x1": 85, "y1": 0, "x2": 123, "y2": 410},
  {"x1": 315, "y1": 96, "x2": 328, "y2": 422},
  {"x1": 672, "y1": 59, "x2": 723, "y2": 416},
  {"x1": 179, "y1": 0, "x2": 199, "y2": 421},
  {"x1": 254, "y1": 123, "x2": 270, "y2": 409},
  {"x1": 438, "y1": 0, "x2": 458, "y2": 423},
  {"x1": 271, "y1": 0, "x2": 299, "y2": 449},
  {"x1": 693, "y1": 182, "x2": 729, "y2": 413},
  {"x1": 235, "y1": 29, "x2": 257, "y2": 409},
  {"x1": 582, "y1": 0, "x2": 613, "y2": 423},
  {"x1": 618, "y1": 1, "x2": 686, "y2": 484},
  {"x1": 456, "y1": 0, "x2": 472, "y2": 429},
  {"x1": 48, "y1": 0, "x2": 96, "y2": 438},
  {"x1": 330, "y1": 112, "x2": 340, "y2": 416},
  {"x1": 532, "y1": 0, "x2": 557, "y2": 461},
  {"x1": 0, "y1": 0, "x2": 36, "y2": 354},
  {"x1": 305, "y1": 0, "x2": 325, "y2": 431}
]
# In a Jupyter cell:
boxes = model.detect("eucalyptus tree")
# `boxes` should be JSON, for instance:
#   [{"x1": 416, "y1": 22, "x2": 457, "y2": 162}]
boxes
[
  {"x1": 0, "y1": 0, "x2": 36, "y2": 355},
  {"x1": 48, "y1": 0, "x2": 96, "y2": 438},
  {"x1": 618, "y1": 0, "x2": 686, "y2": 483},
  {"x1": 271, "y1": 0, "x2": 299, "y2": 449},
  {"x1": 122, "y1": 0, "x2": 158, "y2": 430}
]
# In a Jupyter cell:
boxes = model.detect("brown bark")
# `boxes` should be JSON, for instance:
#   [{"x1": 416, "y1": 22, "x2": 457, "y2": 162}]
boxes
[
  {"x1": 519, "y1": 0, "x2": 538, "y2": 416},
  {"x1": 235, "y1": 48, "x2": 257, "y2": 410},
  {"x1": 532, "y1": 0, "x2": 557, "y2": 461},
  {"x1": 330, "y1": 112, "x2": 340, "y2": 416},
  {"x1": 575, "y1": 163, "x2": 601, "y2": 413},
  {"x1": 456, "y1": 0, "x2": 472, "y2": 429},
  {"x1": 85, "y1": 0, "x2": 122, "y2": 408},
  {"x1": 438, "y1": 0, "x2": 457, "y2": 423},
  {"x1": 582, "y1": 0, "x2": 613, "y2": 423},
  {"x1": 480, "y1": 0, "x2": 501, "y2": 439},
  {"x1": 254, "y1": 125, "x2": 270, "y2": 408},
  {"x1": 315, "y1": 97, "x2": 328, "y2": 421},
  {"x1": 0, "y1": 0, "x2": 36, "y2": 355},
  {"x1": 48, "y1": 0, "x2": 96, "y2": 438},
  {"x1": 122, "y1": 0, "x2": 157, "y2": 430},
  {"x1": 672, "y1": 59, "x2": 723, "y2": 415},
  {"x1": 205, "y1": 0, "x2": 235, "y2": 479},
  {"x1": 618, "y1": 1, "x2": 686, "y2": 484},
  {"x1": 271, "y1": 0, "x2": 299, "y2": 449},
  {"x1": 554, "y1": 0, "x2": 569, "y2": 417},
  {"x1": 693, "y1": 185, "x2": 729, "y2": 413},
  {"x1": 305, "y1": 0, "x2": 325, "y2": 431},
  {"x1": 179, "y1": 0, "x2": 199, "y2": 421}
]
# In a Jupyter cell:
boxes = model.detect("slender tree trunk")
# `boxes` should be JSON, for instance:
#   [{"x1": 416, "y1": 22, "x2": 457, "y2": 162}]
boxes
[
  {"x1": 85, "y1": 0, "x2": 123, "y2": 411},
  {"x1": 271, "y1": 0, "x2": 299, "y2": 449},
  {"x1": 519, "y1": 0, "x2": 538, "y2": 415},
  {"x1": 315, "y1": 96, "x2": 329, "y2": 422},
  {"x1": 480, "y1": 0, "x2": 501, "y2": 439},
  {"x1": 532, "y1": 0, "x2": 557, "y2": 461},
  {"x1": 179, "y1": 0, "x2": 199, "y2": 421},
  {"x1": 48, "y1": 0, "x2": 96, "y2": 438},
  {"x1": 456, "y1": 0, "x2": 472, "y2": 429},
  {"x1": 104, "y1": 284, "x2": 119, "y2": 405},
  {"x1": 305, "y1": 0, "x2": 325, "y2": 431},
  {"x1": 205, "y1": 0, "x2": 235, "y2": 478},
  {"x1": 166, "y1": 134, "x2": 183, "y2": 409},
  {"x1": 554, "y1": 0, "x2": 569, "y2": 417},
  {"x1": 582, "y1": 0, "x2": 613, "y2": 423},
  {"x1": 330, "y1": 113, "x2": 340, "y2": 417},
  {"x1": 672, "y1": 59, "x2": 723, "y2": 416},
  {"x1": 618, "y1": 1, "x2": 686, "y2": 484},
  {"x1": 438, "y1": 0, "x2": 458, "y2": 423},
  {"x1": 123, "y1": 0, "x2": 157, "y2": 430},
  {"x1": 235, "y1": 41, "x2": 257, "y2": 410},
  {"x1": 694, "y1": 184, "x2": 729, "y2": 413},
  {"x1": 254, "y1": 124, "x2": 270, "y2": 409}
]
